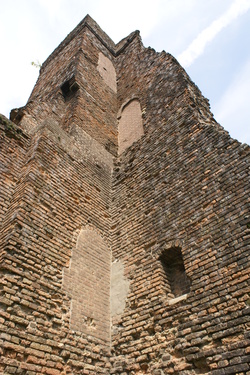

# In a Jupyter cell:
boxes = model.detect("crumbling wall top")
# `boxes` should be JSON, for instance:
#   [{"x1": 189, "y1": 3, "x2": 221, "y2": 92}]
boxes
[{"x1": 42, "y1": 14, "x2": 141, "y2": 71}]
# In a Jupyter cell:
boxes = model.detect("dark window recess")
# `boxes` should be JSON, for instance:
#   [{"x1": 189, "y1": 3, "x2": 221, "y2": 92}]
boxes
[
  {"x1": 61, "y1": 76, "x2": 80, "y2": 99},
  {"x1": 159, "y1": 247, "x2": 190, "y2": 298}
]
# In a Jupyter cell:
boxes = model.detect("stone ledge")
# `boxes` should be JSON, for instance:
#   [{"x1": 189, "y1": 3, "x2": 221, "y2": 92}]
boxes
[{"x1": 168, "y1": 294, "x2": 188, "y2": 305}]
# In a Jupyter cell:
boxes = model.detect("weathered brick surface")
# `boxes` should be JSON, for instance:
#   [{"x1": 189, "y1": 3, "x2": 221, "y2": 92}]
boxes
[
  {"x1": 110, "y1": 33, "x2": 250, "y2": 374},
  {"x1": 12, "y1": 16, "x2": 118, "y2": 156},
  {"x1": 0, "y1": 117, "x2": 112, "y2": 373},
  {"x1": 1, "y1": 14, "x2": 249, "y2": 375},
  {"x1": 0, "y1": 115, "x2": 28, "y2": 226}
]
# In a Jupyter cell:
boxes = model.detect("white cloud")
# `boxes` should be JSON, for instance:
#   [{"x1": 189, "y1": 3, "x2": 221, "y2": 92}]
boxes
[
  {"x1": 213, "y1": 58, "x2": 250, "y2": 144},
  {"x1": 38, "y1": 0, "x2": 63, "y2": 21},
  {"x1": 177, "y1": 0, "x2": 250, "y2": 67},
  {"x1": 91, "y1": 0, "x2": 163, "y2": 42}
]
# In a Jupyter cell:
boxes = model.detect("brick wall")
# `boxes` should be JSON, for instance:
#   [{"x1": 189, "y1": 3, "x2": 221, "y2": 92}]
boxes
[
  {"x1": 0, "y1": 115, "x2": 112, "y2": 374},
  {"x1": 1, "y1": 15, "x2": 249, "y2": 375},
  {"x1": 110, "y1": 36, "x2": 250, "y2": 374},
  {"x1": 13, "y1": 17, "x2": 118, "y2": 156},
  {"x1": 118, "y1": 99, "x2": 144, "y2": 155},
  {"x1": 0, "y1": 115, "x2": 28, "y2": 226},
  {"x1": 63, "y1": 227, "x2": 110, "y2": 340}
]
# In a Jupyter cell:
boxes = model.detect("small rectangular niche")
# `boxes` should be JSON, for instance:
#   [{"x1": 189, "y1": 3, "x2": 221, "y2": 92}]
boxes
[
  {"x1": 159, "y1": 247, "x2": 190, "y2": 299},
  {"x1": 61, "y1": 75, "x2": 79, "y2": 100}
]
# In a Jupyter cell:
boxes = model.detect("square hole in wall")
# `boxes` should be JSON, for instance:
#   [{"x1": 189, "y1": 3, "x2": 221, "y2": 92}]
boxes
[{"x1": 61, "y1": 75, "x2": 79, "y2": 100}]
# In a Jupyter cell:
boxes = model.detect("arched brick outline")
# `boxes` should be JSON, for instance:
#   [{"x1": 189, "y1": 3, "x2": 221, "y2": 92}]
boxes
[
  {"x1": 97, "y1": 52, "x2": 117, "y2": 92},
  {"x1": 63, "y1": 227, "x2": 111, "y2": 343},
  {"x1": 118, "y1": 98, "x2": 144, "y2": 155}
]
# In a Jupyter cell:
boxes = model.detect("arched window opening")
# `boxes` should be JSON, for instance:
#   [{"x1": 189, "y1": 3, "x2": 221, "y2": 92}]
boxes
[{"x1": 159, "y1": 247, "x2": 190, "y2": 298}]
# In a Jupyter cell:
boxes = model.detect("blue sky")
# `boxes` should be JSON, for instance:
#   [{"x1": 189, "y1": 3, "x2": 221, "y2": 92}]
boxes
[{"x1": 1, "y1": 0, "x2": 249, "y2": 144}]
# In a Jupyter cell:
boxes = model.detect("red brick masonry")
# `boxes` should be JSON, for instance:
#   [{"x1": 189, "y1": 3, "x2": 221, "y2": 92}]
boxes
[{"x1": 0, "y1": 15, "x2": 249, "y2": 375}]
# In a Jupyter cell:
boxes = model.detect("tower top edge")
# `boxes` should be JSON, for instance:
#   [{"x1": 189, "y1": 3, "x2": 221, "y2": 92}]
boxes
[{"x1": 41, "y1": 14, "x2": 141, "y2": 70}]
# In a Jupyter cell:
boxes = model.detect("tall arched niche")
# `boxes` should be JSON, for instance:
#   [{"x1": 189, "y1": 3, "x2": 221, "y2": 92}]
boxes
[{"x1": 118, "y1": 98, "x2": 144, "y2": 155}]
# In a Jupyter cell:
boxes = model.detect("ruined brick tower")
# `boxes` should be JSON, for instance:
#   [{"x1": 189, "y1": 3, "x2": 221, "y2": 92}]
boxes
[{"x1": 0, "y1": 15, "x2": 249, "y2": 375}]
